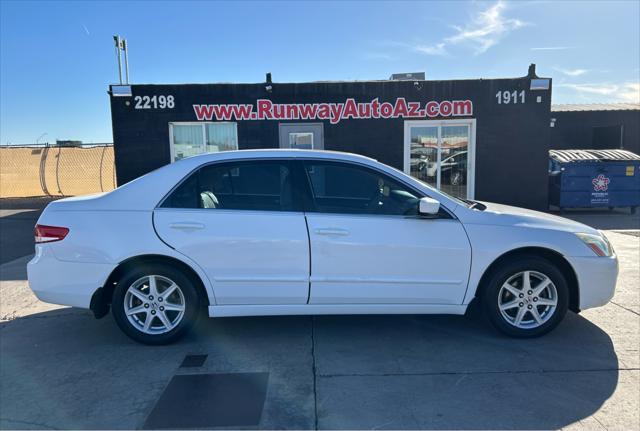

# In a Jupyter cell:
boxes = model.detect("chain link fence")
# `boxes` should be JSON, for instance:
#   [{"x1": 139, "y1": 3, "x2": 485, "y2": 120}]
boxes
[{"x1": 0, "y1": 145, "x2": 116, "y2": 198}]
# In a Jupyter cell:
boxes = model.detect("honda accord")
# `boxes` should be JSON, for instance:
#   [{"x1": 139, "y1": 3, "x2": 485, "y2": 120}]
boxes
[{"x1": 27, "y1": 150, "x2": 618, "y2": 344}]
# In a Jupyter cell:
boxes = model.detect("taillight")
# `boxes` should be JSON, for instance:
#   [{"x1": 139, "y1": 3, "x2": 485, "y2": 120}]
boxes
[{"x1": 35, "y1": 224, "x2": 69, "y2": 243}]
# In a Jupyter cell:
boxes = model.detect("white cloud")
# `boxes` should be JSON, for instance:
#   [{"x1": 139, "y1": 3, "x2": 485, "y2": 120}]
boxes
[
  {"x1": 362, "y1": 52, "x2": 394, "y2": 61},
  {"x1": 390, "y1": 1, "x2": 525, "y2": 57},
  {"x1": 558, "y1": 82, "x2": 640, "y2": 103},
  {"x1": 554, "y1": 67, "x2": 589, "y2": 77},
  {"x1": 619, "y1": 83, "x2": 640, "y2": 103},
  {"x1": 530, "y1": 46, "x2": 572, "y2": 51},
  {"x1": 414, "y1": 43, "x2": 448, "y2": 56},
  {"x1": 444, "y1": 1, "x2": 527, "y2": 54}
]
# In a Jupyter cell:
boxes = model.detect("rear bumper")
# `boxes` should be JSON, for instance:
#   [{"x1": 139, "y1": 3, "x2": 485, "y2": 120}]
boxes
[
  {"x1": 568, "y1": 254, "x2": 619, "y2": 310},
  {"x1": 27, "y1": 245, "x2": 115, "y2": 309}
]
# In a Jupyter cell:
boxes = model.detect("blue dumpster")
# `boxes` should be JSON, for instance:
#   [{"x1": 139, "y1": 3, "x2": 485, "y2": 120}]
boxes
[{"x1": 549, "y1": 149, "x2": 640, "y2": 213}]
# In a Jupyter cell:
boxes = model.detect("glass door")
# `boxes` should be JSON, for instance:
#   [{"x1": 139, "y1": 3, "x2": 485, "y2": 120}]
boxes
[
  {"x1": 409, "y1": 126, "x2": 439, "y2": 189},
  {"x1": 404, "y1": 121, "x2": 473, "y2": 199},
  {"x1": 440, "y1": 125, "x2": 469, "y2": 199}
]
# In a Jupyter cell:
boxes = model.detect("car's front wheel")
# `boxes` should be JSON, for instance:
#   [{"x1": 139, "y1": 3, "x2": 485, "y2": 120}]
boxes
[
  {"x1": 112, "y1": 264, "x2": 201, "y2": 344},
  {"x1": 482, "y1": 256, "x2": 569, "y2": 337}
]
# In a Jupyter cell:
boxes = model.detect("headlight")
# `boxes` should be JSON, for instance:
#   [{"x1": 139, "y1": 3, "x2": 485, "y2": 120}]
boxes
[{"x1": 575, "y1": 232, "x2": 613, "y2": 257}]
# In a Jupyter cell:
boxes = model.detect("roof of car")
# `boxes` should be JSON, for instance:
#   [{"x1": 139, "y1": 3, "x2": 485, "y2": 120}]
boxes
[{"x1": 175, "y1": 149, "x2": 378, "y2": 164}]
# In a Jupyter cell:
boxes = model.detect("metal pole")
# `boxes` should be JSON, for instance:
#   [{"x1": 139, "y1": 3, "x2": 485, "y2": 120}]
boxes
[
  {"x1": 123, "y1": 39, "x2": 130, "y2": 84},
  {"x1": 36, "y1": 132, "x2": 48, "y2": 145},
  {"x1": 113, "y1": 35, "x2": 122, "y2": 84}
]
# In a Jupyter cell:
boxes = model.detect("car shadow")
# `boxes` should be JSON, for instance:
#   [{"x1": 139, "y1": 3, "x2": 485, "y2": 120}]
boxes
[{"x1": 0, "y1": 306, "x2": 619, "y2": 430}]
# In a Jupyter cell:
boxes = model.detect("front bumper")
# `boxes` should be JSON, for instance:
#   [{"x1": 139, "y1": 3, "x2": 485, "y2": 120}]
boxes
[
  {"x1": 567, "y1": 254, "x2": 619, "y2": 310},
  {"x1": 27, "y1": 245, "x2": 115, "y2": 309}
]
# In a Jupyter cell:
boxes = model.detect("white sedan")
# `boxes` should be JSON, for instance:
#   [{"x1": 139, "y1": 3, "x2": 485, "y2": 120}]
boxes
[{"x1": 28, "y1": 150, "x2": 618, "y2": 344}]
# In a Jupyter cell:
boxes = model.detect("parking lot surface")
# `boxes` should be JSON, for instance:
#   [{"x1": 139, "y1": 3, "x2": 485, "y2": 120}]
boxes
[
  {"x1": 0, "y1": 198, "x2": 57, "y2": 265},
  {"x1": 0, "y1": 201, "x2": 638, "y2": 429}
]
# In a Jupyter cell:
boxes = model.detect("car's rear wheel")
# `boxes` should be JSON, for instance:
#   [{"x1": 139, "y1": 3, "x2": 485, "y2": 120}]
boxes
[
  {"x1": 112, "y1": 264, "x2": 201, "y2": 344},
  {"x1": 482, "y1": 256, "x2": 569, "y2": 337}
]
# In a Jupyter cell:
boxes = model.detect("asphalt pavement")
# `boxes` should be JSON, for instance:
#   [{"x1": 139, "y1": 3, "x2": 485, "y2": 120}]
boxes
[
  {"x1": 0, "y1": 198, "x2": 57, "y2": 264},
  {"x1": 0, "y1": 200, "x2": 638, "y2": 429}
]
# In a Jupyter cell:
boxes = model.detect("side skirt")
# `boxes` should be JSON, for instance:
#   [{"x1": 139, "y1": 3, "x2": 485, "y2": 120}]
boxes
[{"x1": 208, "y1": 304, "x2": 468, "y2": 318}]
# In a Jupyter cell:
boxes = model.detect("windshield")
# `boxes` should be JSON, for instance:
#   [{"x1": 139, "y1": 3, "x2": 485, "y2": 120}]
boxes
[
  {"x1": 414, "y1": 177, "x2": 470, "y2": 207},
  {"x1": 383, "y1": 162, "x2": 476, "y2": 208}
]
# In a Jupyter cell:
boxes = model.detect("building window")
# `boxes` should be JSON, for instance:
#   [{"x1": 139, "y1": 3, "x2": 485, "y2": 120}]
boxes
[
  {"x1": 170, "y1": 122, "x2": 238, "y2": 162},
  {"x1": 288, "y1": 132, "x2": 314, "y2": 149}
]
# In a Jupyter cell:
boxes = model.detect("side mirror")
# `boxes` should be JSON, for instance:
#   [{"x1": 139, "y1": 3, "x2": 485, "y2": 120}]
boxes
[{"x1": 419, "y1": 197, "x2": 440, "y2": 216}]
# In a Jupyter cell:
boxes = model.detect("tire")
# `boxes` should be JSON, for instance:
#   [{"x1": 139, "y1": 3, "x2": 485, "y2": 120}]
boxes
[
  {"x1": 112, "y1": 264, "x2": 202, "y2": 345},
  {"x1": 481, "y1": 256, "x2": 568, "y2": 338}
]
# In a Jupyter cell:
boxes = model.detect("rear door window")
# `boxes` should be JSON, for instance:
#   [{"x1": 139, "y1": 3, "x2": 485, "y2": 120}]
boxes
[{"x1": 161, "y1": 160, "x2": 297, "y2": 211}]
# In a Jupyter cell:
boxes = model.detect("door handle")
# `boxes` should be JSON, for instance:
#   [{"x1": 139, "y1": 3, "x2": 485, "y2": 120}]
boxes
[
  {"x1": 315, "y1": 228, "x2": 350, "y2": 236},
  {"x1": 169, "y1": 222, "x2": 205, "y2": 231}
]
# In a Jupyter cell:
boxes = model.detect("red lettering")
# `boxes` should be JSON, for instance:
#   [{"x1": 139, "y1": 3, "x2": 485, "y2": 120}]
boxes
[
  {"x1": 393, "y1": 98, "x2": 409, "y2": 117},
  {"x1": 426, "y1": 101, "x2": 439, "y2": 117},
  {"x1": 231, "y1": 104, "x2": 253, "y2": 120},
  {"x1": 317, "y1": 104, "x2": 331, "y2": 119},
  {"x1": 343, "y1": 99, "x2": 358, "y2": 119},
  {"x1": 193, "y1": 104, "x2": 214, "y2": 121},
  {"x1": 299, "y1": 104, "x2": 319, "y2": 119},
  {"x1": 285, "y1": 105, "x2": 299, "y2": 119},
  {"x1": 371, "y1": 98, "x2": 380, "y2": 118},
  {"x1": 439, "y1": 101, "x2": 452, "y2": 117},
  {"x1": 198, "y1": 98, "x2": 472, "y2": 123},
  {"x1": 330, "y1": 103, "x2": 344, "y2": 124},
  {"x1": 272, "y1": 104, "x2": 286, "y2": 119},
  {"x1": 257, "y1": 99, "x2": 273, "y2": 119},
  {"x1": 453, "y1": 100, "x2": 473, "y2": 116},
  {"x1": 380, "y1": 102, "x2": 393, "y2": 118},
  {"x1": 408, "y1": 102, "x2": 421, "y2": 117},
  {"x1": 212, "y1": 104, "x2": 234, "y2": 121},
  {"x1": 358, "y1": 103, "x2": 371, "y2": 118}
]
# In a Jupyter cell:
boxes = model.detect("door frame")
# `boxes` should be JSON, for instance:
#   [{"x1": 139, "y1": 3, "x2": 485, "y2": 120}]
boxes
[
  {"x1": 403, "y1": 119, "x2": 477, "y2": 199},
  {"x1": 278, "y1": 122, "x2": 325, "y2": 149}
]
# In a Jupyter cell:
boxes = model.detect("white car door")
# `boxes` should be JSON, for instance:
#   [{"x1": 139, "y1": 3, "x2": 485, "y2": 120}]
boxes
[
  {"x1": 303, "y1": 160, "x2": 471, "y2": 305},
  {"x1": 154, "y1": 159, "x2": 310, "y2": 305}
]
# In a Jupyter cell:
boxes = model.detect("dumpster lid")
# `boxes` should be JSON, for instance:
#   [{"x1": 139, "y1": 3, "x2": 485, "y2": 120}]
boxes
[
  {"x1": 549, "y1": 150, "x2": 599, "y2": 163},
  {"x1": 586, "y1": 149, "x2": 640, "y2": 161},
  {"x1": 549, "y1": 149, "x2": 640, "y2": 163}
]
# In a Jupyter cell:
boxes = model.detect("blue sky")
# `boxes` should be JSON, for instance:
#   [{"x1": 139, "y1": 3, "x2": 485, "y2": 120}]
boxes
[{"x1": 1, "y1": 0, "x2": 638, "y2": 144}]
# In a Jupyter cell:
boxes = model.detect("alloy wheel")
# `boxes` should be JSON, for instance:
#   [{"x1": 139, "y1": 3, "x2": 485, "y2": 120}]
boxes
[
  {"x1": 124, "y1": 275, "x2": 186, "y2": 335},
  {"x1": 498, "y1": 270, "x2": 558, "y2": 329}
]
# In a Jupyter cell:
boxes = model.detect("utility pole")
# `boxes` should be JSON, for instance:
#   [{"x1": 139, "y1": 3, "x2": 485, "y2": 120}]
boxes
[{"x1": 113, "y1": 35, "x2": 130, "y2": 84}]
